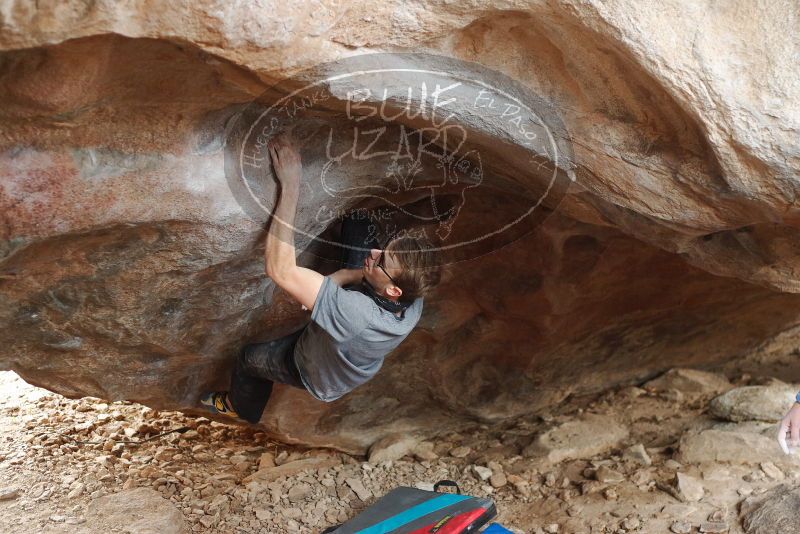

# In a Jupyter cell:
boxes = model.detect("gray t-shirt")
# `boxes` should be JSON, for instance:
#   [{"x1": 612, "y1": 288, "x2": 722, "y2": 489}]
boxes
[{"x1": 293, "y1": 276, "x2": 423, "y2": 402}]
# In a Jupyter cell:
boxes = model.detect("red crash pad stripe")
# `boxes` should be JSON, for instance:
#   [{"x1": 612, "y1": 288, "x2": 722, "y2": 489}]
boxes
[{"x1": 406, "y1": 508, "x2": 488, "y2": 533}]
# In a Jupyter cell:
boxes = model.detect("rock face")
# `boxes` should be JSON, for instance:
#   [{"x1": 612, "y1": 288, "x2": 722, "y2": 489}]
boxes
[{"x1": 1, "y1": 1, "x2": 800, "y2": 453}]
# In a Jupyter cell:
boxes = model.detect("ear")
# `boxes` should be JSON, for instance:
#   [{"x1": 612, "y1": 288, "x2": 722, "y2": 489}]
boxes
[{"x1": 385, "y1": 285, "x2": 402, "y2": 299}]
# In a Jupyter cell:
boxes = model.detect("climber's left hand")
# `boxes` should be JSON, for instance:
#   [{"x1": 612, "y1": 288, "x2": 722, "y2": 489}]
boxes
[
  {"x1": 777, "y1": 402, "x2": 800, "y2": 454},
  {"x1": 267, "y1": 133, "x2": 302, "y2": 189}
]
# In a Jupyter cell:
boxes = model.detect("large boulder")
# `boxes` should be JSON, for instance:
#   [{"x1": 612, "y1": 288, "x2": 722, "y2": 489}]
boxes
[
  {"x1": 523, "y1": 413, "x2": 629, "y2": 464},
  {"x1": 643, "y1": 369, "x2": 733, "y2": 403},
  {"x1": 676, "y1": 422, "x2": 800, "y2": 469},
  {"x1": 85, "y1": 488, "x2": 186, "y2": 534},
  {"x1": 740, "y1": 484, "x2": 800, "y2": 534},
  {"x1": 1, "y1": 1, "x2": 799, "y2": 453},
  {"x1": 709, "y1": 384, "x2": 797, "y2": 423}
]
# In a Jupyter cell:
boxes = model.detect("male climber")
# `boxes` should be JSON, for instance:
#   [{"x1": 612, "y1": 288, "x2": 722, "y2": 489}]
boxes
[{"x1": 201, "y1": 133, "x2": 442, "y2": 423}]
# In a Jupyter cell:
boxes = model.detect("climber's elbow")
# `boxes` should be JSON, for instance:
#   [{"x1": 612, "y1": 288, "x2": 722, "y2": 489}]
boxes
[
  {"x1": 266, "y1": 262, "x2": 290, "y2": 283},
  {"x1": 265, "y1": 249, "x2": 296, "y2": 282}
]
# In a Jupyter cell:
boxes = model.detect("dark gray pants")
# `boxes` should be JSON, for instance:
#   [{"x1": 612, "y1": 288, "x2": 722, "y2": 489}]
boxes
[{"x1": 228, "y1": 327, "x2": 306, "y2": 423}]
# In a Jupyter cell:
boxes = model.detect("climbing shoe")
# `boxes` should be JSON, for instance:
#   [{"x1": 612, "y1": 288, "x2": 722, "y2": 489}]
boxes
[{"x1": 200, "y1": 391, "x2": 241, "y2": 420}]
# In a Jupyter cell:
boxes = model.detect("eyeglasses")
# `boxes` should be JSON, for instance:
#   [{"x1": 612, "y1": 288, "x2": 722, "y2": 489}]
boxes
[{"x1": 374, "y1": 236, "x2": 400, "y2": 288}]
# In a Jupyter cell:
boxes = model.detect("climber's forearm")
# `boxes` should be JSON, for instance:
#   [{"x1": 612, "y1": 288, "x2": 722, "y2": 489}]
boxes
[{"x1": 265, "y1": 185, "x2": 300, "y2": 279}]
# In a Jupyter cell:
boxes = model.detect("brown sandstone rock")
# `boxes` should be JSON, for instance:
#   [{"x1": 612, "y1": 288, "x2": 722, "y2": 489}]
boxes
[
  {"x1": 708, "y1": 385, "x2": 797, "y2": 422},
  {"x1": 676, "y1": 424, "x2": 800, "y2": 468},
  {"x1": 1, "y1": 0, "x2": 800, "y2": 454},
  {"x1": 740, "y1": 484, "x2": 800, "y2": 534}
]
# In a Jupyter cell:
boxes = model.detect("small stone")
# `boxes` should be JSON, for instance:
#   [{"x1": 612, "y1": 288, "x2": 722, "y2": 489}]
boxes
[
  {"x1": 743, "y1": 471, "x2": 764, "y2": 483},
  {"x1": 449, "y1": 446, "x2": 471, "y2": 458},
  {"x1": 287, "y1": 483, "x2": 312, "y2": 503},
  {"x1": 490, "y1": 472, "x2": 507, "y2": 488},
  {"x1": 664, "y1": 459, "x2": 683, "y2": 470},
  {"x1": 621, "y1": 516, "x2": 640, "y2": 530},
  {"x1": 243, "y1": 455, "x2": 341, "y2": 484},
  {"x1": 543, "y1": 523, "x2": 560, "y2": 533},
  {"x1": 675, "y1": 473, "x2": 704, "y2": 502},
  {"x1": 670, "y1": 520, "x2": 692, "y2": 534},
  {"x1": 207, "y1": 494, "x2": 229, "y2": 515},
  {"x1": 181, "y1": 430, "x2": 199, "y2": 439},
  {"x1": 67, "y1": 483, "x2": 85, "y2": 499},
  {"x1": 759, "y1": 461, "x2": 784, "y2": 480},
  {"x1": 630, "y1": 469, "x2": 652, "y2": 486},
  {"x1": 472, "y1": 465, "x2": 492, "y2": 481},
  {"x1": 229, "y1": 454, "x2": 248, "y2": 464},
  {"x1": 595, "y1": 466, "x2": 625, "y2": 484},
  {"x1": 701, "y1": 466, "x2": 732, "y2": 481},
  {"x1": 345, "y1": 478, "x2": 372, "y2": 502},
  {"x1": 618, "y1": 386, "x2": 646, "y2": 398},
  {"x1": 281, "y1": 507, "x2": 302, "y2": 520},
  {"x1": 662, "y1": 388, "x2": 685, "y2": 402},
  {"x1": 698, "y1": 521, "x2": 729, "y2": 533},
  {"x1": 623, "y1": 443, "x2": 652, "y2": 466},
  {"x1": 254, "y1": 506, "x2": 271, "y2": 521},
  {"x1": 707, "y1": 510, "x2": 725, "y2": 522},
  {"x1": 580, "y1": 480, "x2": 605, "y2": 495},
  {"x1": 0, "y1": 487, "x2": 19, "y2": 501},
  {"x1": 660, "y1": 504, "x2": 697, "y2": 518},
  {"x1": 367, "y1": 433, "x2": 419, "y2": 464},
  {"x1": 49, "y1": 515, "x2": 66, "y2": 522},
  {"x1": 258, "y1": 452, "x2": 275, "y2": 470},
  {"x1": 412, "y1": 441, "x2": 438, "y2": 461}
]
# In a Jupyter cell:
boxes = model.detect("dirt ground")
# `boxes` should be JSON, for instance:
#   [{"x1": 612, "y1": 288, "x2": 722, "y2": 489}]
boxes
[{"x1": 1, "y1": 365, "x2": 798, "y2": 534}]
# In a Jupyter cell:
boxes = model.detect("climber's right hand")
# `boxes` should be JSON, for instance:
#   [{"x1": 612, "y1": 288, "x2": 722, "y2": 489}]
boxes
[
  {"x1": 268, "y1": 133, "x2": 302, "y2": 188},
  {"x1": 777, "y1": 402, "x2": 800, "y2": 454}
]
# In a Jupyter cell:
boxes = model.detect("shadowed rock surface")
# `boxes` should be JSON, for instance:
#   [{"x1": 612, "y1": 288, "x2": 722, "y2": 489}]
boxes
[
  {"x1": 740, "y1": 484, "x2": 800, "y2": 534},
  {"x1": 1, "y1": 0, "x2": 799, "y2": 453}
]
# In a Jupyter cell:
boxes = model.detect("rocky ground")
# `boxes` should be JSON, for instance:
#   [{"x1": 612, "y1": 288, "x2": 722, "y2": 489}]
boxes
[{"x1": 1, "y1": 368, "x2": 800, "y2": 534}]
